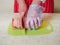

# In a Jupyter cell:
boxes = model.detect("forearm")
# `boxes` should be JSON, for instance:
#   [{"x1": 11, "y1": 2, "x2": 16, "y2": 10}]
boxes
[
  {"x1": 32, "y1": 0, "x2": 46, "y2": 4},
  {"x1": 17, "y1": 0, "x2": 25, "y2": 4},
  {"x1": 32, "y1": 0, "x2": 41, "y2": 5}
]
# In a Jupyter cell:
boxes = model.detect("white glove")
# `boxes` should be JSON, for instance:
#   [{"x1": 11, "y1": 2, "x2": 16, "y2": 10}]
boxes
[{"x1": 26, "y1": 4, "x2": 43, "y2": 30}]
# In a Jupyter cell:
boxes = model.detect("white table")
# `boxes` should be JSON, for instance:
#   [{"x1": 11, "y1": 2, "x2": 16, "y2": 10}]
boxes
[{"x1": 0, "y1": 13, "x2": 60, "y2": 45}]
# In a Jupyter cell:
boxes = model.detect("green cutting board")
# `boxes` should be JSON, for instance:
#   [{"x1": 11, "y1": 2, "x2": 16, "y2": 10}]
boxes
[{"x1": 8, "y1": 21, "x2": 53, "y2": 36}]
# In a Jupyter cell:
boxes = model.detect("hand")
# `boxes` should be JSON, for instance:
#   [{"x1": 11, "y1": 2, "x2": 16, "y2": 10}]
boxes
[
  {"x1": 12, "y1": 15, "x2": 23, "y2": 28},
  {"x1": 12, "y1": 0, "x2": 27, "y2": 29},
  {"x1": 25, "y1": 4, "x2": 43, "y2": 30}
]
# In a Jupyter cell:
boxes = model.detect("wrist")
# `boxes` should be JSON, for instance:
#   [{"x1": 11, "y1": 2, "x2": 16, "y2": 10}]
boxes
[{"x1": 40, "y1": 0, "x2": 46, "y2": 3}]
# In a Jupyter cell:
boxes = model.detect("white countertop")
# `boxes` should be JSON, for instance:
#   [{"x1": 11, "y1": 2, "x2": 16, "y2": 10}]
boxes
[{"x1": 0, "y1": 13, "x2": 60, "y2": 45}]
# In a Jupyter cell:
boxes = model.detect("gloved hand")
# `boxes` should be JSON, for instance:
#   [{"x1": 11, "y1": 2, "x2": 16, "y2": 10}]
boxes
[{"x1": 25, "y1": 4, "x2": 43, "y2": 30}]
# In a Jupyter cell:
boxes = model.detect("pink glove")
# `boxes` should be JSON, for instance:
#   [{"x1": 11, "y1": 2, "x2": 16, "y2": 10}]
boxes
[{"x1": 26, "y1": 4, "x2": 43, "y2": 30}]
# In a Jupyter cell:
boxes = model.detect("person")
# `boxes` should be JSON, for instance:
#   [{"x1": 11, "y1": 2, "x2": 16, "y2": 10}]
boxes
[{"x1": 12, "y1": 0, "x2": 54, "y2": 30}]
